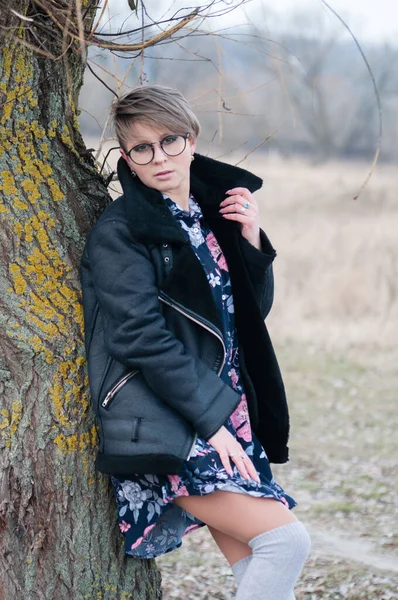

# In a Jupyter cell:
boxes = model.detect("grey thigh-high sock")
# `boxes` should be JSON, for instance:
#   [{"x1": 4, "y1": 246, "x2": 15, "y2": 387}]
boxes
[
  {"x1": 232, "y1": 555, "x2": 252, "y2": 585},
  {"x1": 231, "y1": 554, "x2": 296, "y2": 600},
  {"x1": 235, "y1": 521, "x2": 311, "y2": 600},
  {"x1": 232, "y1": 555, "x2": 297, "y2": 600}
]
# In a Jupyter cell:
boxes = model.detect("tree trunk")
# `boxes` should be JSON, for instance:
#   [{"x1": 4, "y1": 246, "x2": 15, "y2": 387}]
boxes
[{"x1": 0, "y1": 3, "x2": 162, "y2": 598}]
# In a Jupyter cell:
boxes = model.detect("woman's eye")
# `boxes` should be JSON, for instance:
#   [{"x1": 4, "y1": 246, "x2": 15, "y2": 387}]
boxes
[
  {"x1": 134, "y1": 144, "x2": 150, "y2": 153},
  {"x1": 162, "y1": 136, "x2": 178, "y2": 145}
]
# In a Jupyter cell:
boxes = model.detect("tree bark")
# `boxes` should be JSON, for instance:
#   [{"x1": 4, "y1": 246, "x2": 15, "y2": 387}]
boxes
[{"x1": 0, "y1": 3, "x2": 162, "y2": 598}]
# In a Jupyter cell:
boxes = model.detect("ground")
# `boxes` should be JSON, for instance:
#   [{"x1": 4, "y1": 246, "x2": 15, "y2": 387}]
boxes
[{"x1": 156, "y1": 157, "x2": 398, "y2": 599}]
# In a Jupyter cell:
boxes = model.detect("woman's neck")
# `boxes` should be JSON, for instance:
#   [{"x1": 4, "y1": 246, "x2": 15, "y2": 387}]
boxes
[{"x1": 164, "y1": 187, "x2": 190, "y2": 211}]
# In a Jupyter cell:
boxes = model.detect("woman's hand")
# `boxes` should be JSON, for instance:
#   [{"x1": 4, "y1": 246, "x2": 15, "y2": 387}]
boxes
[
  {"x1": 207, "y1": 426, "x2": 261, "y2": 483},
  {"x1": 219, "y1": 187, "x2": 261, "y2": 250}
]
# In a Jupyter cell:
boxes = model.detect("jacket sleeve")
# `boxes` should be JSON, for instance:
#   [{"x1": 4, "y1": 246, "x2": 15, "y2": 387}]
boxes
[
  {"x1": 239, "y1": 228, "x2": 276, "y2": 319},
  {"x1": 85, "y1": 218, "x2": 240, "y2": 440}
]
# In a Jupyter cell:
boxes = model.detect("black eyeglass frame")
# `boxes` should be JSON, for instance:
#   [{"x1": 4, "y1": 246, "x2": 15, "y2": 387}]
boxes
[{"x1": 126, "y1": 132, "x2": 191, "y2": 165}]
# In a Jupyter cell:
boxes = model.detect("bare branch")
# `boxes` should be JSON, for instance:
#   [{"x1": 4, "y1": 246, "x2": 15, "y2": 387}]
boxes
[
  {"x1": 86, "y1": 62, "x2": 118, "y2": 97},
  {"x1": 74, "y1": 0, "x2": 86, "y2": 58},
  {"x1": 234, "y1": 131, "x2": 278, "y2": 166},
  {"x1": 319, "y1": 0, "x2": 383, "y2": 199}
]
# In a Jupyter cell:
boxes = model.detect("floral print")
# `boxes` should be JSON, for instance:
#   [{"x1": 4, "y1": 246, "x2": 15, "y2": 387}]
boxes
[{"x1": 110, "y1": 195, "x2": 297, "y2": 559}]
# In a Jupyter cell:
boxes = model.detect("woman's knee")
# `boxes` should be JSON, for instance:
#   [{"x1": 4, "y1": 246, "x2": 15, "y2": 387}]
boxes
[
  {"x1": 250, "y1": 520, "x2": 311, "y2": 564},
  {"x1": 282, "y1": 520, "x2": 311, "y2": 563}
]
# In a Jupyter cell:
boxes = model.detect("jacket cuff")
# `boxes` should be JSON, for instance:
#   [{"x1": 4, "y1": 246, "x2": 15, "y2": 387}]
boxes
[
  {"x1": 239, "y1": 229, "x2": 276, "y2": 317},
  {"x1": 240, "y1": 229, "x2": 276, "y2": 272}
]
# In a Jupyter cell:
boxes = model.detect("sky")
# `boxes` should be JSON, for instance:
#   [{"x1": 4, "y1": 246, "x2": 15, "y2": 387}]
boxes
[{"x1": 220, "y1": 0, "x2": 398, "y2": 44}]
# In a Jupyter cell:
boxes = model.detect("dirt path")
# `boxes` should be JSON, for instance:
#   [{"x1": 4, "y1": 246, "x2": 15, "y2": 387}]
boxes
[{"x1": 303, "y1": 522, "x2": 398, "y2": 573}]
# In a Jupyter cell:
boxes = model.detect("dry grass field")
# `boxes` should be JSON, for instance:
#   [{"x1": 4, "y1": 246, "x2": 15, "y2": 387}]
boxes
[
  {"x1": 92, "y1": 145, "x2": 398, "y2": 598},
  {"x1": 255, "y1": 156, "x2": 398, "y2": 353}
]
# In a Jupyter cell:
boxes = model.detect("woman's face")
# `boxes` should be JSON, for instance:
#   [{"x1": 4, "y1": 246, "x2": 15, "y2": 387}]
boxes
[{"x1": 120, "y1": 121, "x2": 196, "y2": 197}]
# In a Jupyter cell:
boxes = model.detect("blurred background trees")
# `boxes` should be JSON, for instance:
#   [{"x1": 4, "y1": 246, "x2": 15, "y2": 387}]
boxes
[{"x1": 79, "y1": 2, "x2": 398, "y2": 167}]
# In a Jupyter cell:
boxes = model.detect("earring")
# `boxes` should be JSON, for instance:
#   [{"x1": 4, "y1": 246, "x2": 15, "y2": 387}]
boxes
[
  {"x1": 190, "y1": 155, "x2": 195, "y2": 162},
  {"x1": 131, "y1": 171, "x2": 137, "y2": 177}
]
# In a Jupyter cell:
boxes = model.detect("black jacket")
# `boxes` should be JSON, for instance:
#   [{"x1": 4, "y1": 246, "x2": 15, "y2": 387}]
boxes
[{"x1": 80, "y1": 154, "x2": 289, "y2": 476}]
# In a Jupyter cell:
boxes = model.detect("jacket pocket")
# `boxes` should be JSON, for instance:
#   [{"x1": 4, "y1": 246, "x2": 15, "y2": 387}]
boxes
[
  {"x1": 97, "y1": 368, "x2": 195, "y2": 466},
  {"x1": 86, "y1": 302, "x2": 100, "y2": 353},
  {"x1": 130, "y1": 416, "x2": 141, "y2": 442},
  {"x1": 101, "y1": 369, "x2": 139, "y2": 409},
  {"x1": 96, "y1": 356, "x2": 114, "y2": 405}
]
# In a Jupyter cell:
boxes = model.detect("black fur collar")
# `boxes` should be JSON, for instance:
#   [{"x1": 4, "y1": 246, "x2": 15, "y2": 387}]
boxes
[{"x1": 117, "y1": 153, "x2": 263, "y2": 244}]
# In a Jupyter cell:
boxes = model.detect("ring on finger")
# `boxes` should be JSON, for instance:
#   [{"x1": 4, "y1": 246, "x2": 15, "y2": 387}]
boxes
[
  {"x1": 240, "y1": 205, "x2": 247, "y2": 213},
  {"x1": 234, "y1": 454, "x2": 245, "y2": 460},
  {"x1": 243, "y1": 201, "x2": 250, "y2": 209}
]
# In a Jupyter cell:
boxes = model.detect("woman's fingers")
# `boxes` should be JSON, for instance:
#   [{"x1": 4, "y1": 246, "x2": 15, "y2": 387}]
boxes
[
  {"x1": 225, "y1": 187, "x2": 254, "y2": 201},
  {"x1": 219, "y1": 187, "x2": 261, "y2": 249},
  {"x1": 230, "y1": 454, "x2": 251, "y2": 481},
  {"x1": 220, "y1": 201, "x2": 254, "y2": 215},
  {"x1": 219, "y1": 450, "x2": 234, "y2": 477},
  {"x1": 207, "y1": 426, "x2": 261, "y2": 484},
  {"x1": 217, "y1": 446, "x2": 259, "y2": 483},
  {"x1": 220, "y1": 195, "x2": 257, "y2": 211},
  {"x1": 231, "y1": 453, "x2": 261, "y2": 483},
  {"x1": 219, "y1": 191, "x2": 258, "y2": 225},
  {"x1": 241, "y1": 454, "x2": 261, "y2": 483}
]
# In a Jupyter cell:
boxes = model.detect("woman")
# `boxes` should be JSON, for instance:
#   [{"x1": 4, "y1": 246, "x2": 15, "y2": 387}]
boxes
[{"x1": 81, "y1": 85, "x2": 311, "y2": 599}]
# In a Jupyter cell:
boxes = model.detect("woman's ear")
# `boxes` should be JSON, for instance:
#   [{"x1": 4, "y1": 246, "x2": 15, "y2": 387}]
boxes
[
  {"x1": 189, "y1": 136, "x2": 197, "y2": 157},
  {"x1": 120, "y1": 148, "x2": 129, "y2": 162}
]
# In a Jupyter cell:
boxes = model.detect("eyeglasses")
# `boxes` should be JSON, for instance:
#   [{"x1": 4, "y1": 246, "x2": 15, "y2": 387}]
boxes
[{"x1": 126, "y1": 133, "x2": 191, "y2": 165}]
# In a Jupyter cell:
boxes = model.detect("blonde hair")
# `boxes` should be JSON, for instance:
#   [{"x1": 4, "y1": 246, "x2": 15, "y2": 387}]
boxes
[{"x1": 111, "y1": 85, "x2": 201, "y2": 150}]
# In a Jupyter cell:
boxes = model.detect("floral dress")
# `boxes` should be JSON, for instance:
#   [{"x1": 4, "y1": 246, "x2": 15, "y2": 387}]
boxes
[{"x1": 110, "y1": 195, "x2": 297, "y2": 559}]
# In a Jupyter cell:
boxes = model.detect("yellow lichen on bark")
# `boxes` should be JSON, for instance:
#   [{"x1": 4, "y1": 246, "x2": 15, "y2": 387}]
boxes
[
  {"x1": 1, "y1": 41, "x2": 93, "y2": 456},
  {"x1": 10, "y1": 400, "x2": 23, "y2": 436},
  {"x1": 8, "y1": 210, "x2": 83, "y2": 343},
  {"x1": 49, "y1": 355, "x2": 92, "y2": 452},
  {"x1": 1, "y1": 170, "x2": 18, "y2": 196},
  {"x1": 0, "y1": 44, "x2": 35, "y2": 124},
  {"x1": 9, "y1": 264, "x2": 27, "y2": 295},
  {"x1": 61, "y1": 123, "x2": 79, "y2": 157},
  {"x1": 53, "y1": 425, "x2": 97, "y2": 455},
  {"x1": 21, "y1": 178, "x2": 41, "y2": 203},
  {"x1": 0, "y1": 401, "x2": 23, "y2": 447},
  {"x1": 0, "y1": 409, "x2": 10, "y2": 439}
]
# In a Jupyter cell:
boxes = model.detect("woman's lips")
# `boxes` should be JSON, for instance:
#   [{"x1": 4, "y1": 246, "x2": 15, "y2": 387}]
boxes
[{"x1": 155, "y1": 170, "x2": 173, "y2": 179}]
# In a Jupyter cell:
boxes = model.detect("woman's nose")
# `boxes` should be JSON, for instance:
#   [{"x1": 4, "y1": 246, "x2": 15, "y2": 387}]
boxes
[{"x1": 152, "y1": 143, "x2": 167, "y2": 163}]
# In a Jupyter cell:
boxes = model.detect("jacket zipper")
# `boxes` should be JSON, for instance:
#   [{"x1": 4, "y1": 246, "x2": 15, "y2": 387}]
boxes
[
  {"x1": 101, "y1": 369, "x2": 139, "y2": 408},
  {"x1": 158, "y1": 292, "x2": 227, "y2": 462},
  {"x1": 158, "y1": 292, "x2": 226, "y2": 376}
]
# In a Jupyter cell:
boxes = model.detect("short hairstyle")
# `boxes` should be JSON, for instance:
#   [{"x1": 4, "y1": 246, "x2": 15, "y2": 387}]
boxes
[{"x1": 111, "y1": 85, "x2": 201, "y2": 150}]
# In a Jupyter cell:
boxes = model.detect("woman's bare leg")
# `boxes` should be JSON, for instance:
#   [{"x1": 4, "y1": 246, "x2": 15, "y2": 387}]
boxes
[
  {"x1": 208, "y1": 526, "x2": 251, "y2": 565},
  {"x1": 174, "y1": 490, "x2": 297, "y2": 545}
]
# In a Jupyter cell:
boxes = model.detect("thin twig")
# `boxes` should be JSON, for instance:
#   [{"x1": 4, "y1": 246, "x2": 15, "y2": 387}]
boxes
[
  {"x1": 234, "y1": 131, "x2": 277, "y2": 166},
  {"x1": 191, "y1": 78, "x2": 277, "y2": 109},
  {"x1": 88, "y1": 0, "x2": 109, "y2": 38},
  {"x1": 319, "y1": 0, "x2": 382, "y2": 200},
  {"x1": 86, "y1": 62, "x2": 118, "y2": 97},
  {"x1": 139, "y1": 3, "x2": 145, "y2": 84},
  {"x1": 79, "y1": 108, "x2": 104, "y2": 133},
  {"x1": 74, "y1": 0, "x2": 86, "y2": 59}
]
